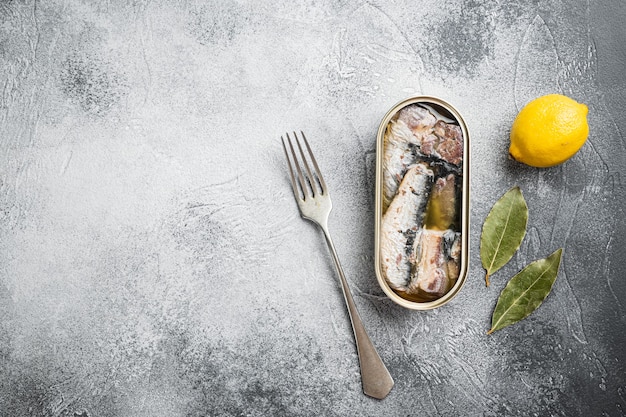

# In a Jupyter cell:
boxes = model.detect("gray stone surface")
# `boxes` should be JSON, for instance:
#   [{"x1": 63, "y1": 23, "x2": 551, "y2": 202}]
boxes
[{"x1": 1, "y1": 1, "x2": 625, "y2": 416}]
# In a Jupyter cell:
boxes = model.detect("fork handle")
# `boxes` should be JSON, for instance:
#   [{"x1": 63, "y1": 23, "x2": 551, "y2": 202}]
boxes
[{"x1": 321, "y1": 227, "x2": 394, "y2": 400}]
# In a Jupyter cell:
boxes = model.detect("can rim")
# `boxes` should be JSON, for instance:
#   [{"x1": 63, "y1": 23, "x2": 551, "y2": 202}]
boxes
[{"x1": 374, "y1": 95, "x2": 470, "y2": 310}]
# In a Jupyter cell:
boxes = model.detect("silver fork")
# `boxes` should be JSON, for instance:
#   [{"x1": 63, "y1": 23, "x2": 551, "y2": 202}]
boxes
[{"x1": 281, "y1": 131, "x2": 394, "y2": 400}]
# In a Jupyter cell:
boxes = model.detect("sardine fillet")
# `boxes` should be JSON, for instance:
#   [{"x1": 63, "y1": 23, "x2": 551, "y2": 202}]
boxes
[
  {"x1": 382, "y1": 120, "x2": 417, "y2": 212},
  {"x1": 408, "y1": 229, "x2": 461, "y2": 297},
  {"x1": 380, "y1": 163, "x2": 433, "y2": 291},
  {"x1": 431, "y1": 120, "x2": 464, "y2": 165},
  {"x1": 397, "y1": 104, "x2": 437, "y2": 136},
  {"x1": 382, "y1": 106, "x2": 436, "y2": 212}
]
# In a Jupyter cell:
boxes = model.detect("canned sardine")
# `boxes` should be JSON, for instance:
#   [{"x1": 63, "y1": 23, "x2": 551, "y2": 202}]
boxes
[{"x1": 374, "y1": 96, "x2": 470, "y2": 310}]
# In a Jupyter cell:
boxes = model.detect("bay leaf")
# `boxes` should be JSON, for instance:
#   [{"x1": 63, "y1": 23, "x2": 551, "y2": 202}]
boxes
[
  {"x1": 488, "y1": 248, "x2": 563, "y2": 334},
  {"x1": 480, "y1": 186, "x2": 528, "y2": 286}
]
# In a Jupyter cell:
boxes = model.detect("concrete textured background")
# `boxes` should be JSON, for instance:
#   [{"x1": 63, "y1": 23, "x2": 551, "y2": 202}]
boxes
[{"x1": 1, "y1": 0, "x2": 625, "y2": 416}]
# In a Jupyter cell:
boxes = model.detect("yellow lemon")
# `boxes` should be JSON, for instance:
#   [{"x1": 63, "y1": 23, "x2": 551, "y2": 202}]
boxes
[{"x1": 509, "y1": 94, "x2": 589, "y2": 168}]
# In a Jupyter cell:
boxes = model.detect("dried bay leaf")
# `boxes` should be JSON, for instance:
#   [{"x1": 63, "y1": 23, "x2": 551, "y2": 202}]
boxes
[
  {"x1": 488, "y1": 249, "x2": 563, "y2": 334},
  {"x1": 480, "y1": 187, "x2": 528, "y2": 286}
]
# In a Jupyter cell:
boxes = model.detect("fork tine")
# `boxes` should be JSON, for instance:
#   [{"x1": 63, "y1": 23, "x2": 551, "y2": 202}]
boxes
[
  {"x1": 300, "y1": 131, "x2": 327, "y2": 195},
  {"x1": 285, "y1": 132, "x2": 309, "y2": 200},
  {"x1": 281, "y1": 136, "x2": 301, "y2": 200},
  {"x1": 293, "y1": 131, "x2": 318, "y2": 197}
]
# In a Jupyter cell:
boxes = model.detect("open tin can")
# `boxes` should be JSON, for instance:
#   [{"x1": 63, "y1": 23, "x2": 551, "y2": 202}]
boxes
[{"x1": 374, "y1": 96, "x2": 470, "y2": 310}]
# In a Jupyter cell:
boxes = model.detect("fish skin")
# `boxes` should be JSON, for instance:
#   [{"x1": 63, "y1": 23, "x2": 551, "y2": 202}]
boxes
[
  {"x1": 382, "y1": 120, "x2": 418, "y2": 212},
  {"x1": 380, "y1": 163, "x2": 433, "y2": 291}
]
